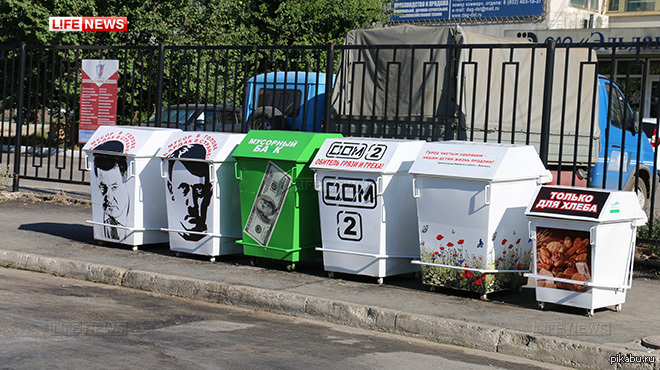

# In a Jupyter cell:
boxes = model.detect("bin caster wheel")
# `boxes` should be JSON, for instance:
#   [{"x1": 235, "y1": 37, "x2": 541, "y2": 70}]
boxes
[
  {"x1": 132, "y1": 246, "x2": 138, "y2": 252},
  {"x1": 175, "y1": 252, "x2": 182, "y2": 257},
  {"x1": 412, "y1": 271, "x2": 421, "y2": 279},
  {"x1": 587, "y1": 309, "x2": 594, "y2": 317},
  {"x1": 286, "y1": 263, "x2": 295, "y2": 271},
  {"x1": 377, "y1": 277, "x2": 384, "y2": 285},
  {"x1": 480, "y1": 294, "x2": 488, "y2": 301},
  {"x1": 97, "y1": 240, "x2": 106, "y2": 247},
  {"x1": 538, "y1": 302, "x2": 545, "y2": 310},
  {"x1": 209, "y1": 257, "x2": 216, "y2": 263},
  {"x1": 616, "y1": 304, "x2": 622, "y2": 312},
  {"x1": 429, "y1": 286, "x2": 437, "y2": 292},
  {"x1": 250, "y1": 257, "x2": 259, "y2": 267},
  {"x1": 327, "y1": 271, "x2": 335, "y2": 279}
]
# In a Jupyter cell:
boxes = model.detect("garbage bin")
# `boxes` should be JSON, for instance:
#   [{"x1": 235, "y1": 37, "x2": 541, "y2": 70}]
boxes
[
  {"x1": 157, "y1": 131, "x2": 246, "y2": 261},
  {"x1": 524, "y1": 185, "x2": 647, "y2": 316},
  {"x1": 232, "y1": 130, "x2": 342, "y2": 270},
  {"x1": 83, "y1": 126, "x2": 181, "y2": 249},
  {"x1": 409, "y1": 141, "x2": 552, "y2": 298},
  {"x1": 310, "y1": 138, "x2": 425, "y2": 284}
]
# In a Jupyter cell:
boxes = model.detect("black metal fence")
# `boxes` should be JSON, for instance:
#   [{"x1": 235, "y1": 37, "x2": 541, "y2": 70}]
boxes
[{"x1": 1, "y1": 41, "x2": 660, "y2": 241}]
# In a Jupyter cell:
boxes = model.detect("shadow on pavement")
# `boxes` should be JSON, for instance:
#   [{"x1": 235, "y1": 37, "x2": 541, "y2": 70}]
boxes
[{"x1": 18, "y1": 222, "x2": 95, "y2": 244}]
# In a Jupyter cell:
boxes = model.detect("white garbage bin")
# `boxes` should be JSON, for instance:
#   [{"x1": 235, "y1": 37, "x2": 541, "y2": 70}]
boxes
[
  {"x1": 157, "y1": 132, "x2": 246, "y2": 261},
  {"x1": 83, "y1": 126, "x2": 181, "y2": 249},
  {"x1": 524, "y1": 185, "x2": 647, "y2": 316},
  {"x1": 310, "y1": 138, "x2": 425, "y2": 284},
  {"x1": 409, "y1": 141, "x2": 552, "y2": 298}
]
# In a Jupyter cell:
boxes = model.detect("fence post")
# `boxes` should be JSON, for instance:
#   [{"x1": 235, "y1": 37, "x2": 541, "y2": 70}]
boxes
[
  {"x1": 323, "y1": 43, "x2": 335, "y2": 133},
  {"x1": 539, "y1": 39, "x2": 556, "y2": 166},
  {"x1": 12, "y1": 42, "x2": 27, "y2": 192},
  {"x1": 154, "y1": 43, "x2": 165, "y2": 126}
]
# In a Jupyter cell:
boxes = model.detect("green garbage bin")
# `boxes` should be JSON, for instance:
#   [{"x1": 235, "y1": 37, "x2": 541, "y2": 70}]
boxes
[{"x1": 232, "y1": 130, "x2": 342, "y2": 270}]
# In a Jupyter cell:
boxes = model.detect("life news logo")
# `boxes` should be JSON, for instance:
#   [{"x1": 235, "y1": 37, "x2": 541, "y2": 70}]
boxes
[{"x1": 49, "y1": 17, "x2": 127, "y2": 32}]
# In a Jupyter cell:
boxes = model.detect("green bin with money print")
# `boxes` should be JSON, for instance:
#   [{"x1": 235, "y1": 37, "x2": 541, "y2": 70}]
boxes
[{"x1": 232, "y1": 130, "x2": 342, "y2": 270}]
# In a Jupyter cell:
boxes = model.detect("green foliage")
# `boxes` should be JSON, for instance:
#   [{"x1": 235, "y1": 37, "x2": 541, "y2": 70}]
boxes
[
  {"x1": 637, "y1": 219, "x2": 660, "y2": 257},
  {"x1": 0, "y1": 0, "x2": 392, "y2": 46}
]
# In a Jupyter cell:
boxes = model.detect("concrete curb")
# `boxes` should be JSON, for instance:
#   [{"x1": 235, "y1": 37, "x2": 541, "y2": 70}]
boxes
[{"x1": 1, "y1": 249, "x2": 657, "y2": 369}]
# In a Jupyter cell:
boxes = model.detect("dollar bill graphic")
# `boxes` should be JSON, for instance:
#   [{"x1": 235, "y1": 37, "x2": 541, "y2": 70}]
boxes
[{"x1": 244, "y1": 161, "x2": 292, "y2": 246}]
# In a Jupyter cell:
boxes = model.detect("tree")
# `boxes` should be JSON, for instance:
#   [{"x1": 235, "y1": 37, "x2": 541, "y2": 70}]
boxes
[{"x1": 0, "y1": 0, "x2": 392, "y2": 46}]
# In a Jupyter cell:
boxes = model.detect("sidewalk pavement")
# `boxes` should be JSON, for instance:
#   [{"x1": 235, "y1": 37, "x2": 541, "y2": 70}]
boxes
[{"x1": 0, "y1": 181, "x2": 659, "y2": 369}]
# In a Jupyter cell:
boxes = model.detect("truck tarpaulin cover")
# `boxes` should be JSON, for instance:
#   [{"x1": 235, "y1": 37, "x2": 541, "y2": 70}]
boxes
[{"x1": 332, "y1": 25, "x2": 599, "y2": 165}]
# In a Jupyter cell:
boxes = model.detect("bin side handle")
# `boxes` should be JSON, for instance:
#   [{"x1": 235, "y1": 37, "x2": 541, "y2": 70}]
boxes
[
  {"x1": 528, "y1": 221, "x2": 535, "y2": 241},
  {"x1": 127, "y1": 159, "x2": 136, "y2": 180},
  {"x1": 290, "y1": 166, "x2": 297, "y2": 186},
  {"x1": 208, "y1": 163, "x2": 215, "y2": 183},
  {"x1": 412, "y1": 177, "x2": 420, "y2": 199},
  {"x1": 377, "y1": 176, "x2": 384, "y2": 196},
  {"x1": 234, "y1": 162, "x2": 242, "y2": 181},
  {"x1": 625, "y1": 223, "x2": 636, "y2": 289},
  {"x1": 159, "y1": 160, "x2": 165, "y2": 179},
  {"x1": 590, "y1": 226, "x2": 596, "y2": 246},
  {"x1": 484, "y1": 184, "x2": 491, "y2": 205},
  {"x1": 84, "y1": 153, "x2": 91, "y2": 171},
  {"x1": 381, "y1": 203, "x2": 386, "y2": 223},
  {"x1": 313, "y1": 172, "x2": 321, "y2": 192}
]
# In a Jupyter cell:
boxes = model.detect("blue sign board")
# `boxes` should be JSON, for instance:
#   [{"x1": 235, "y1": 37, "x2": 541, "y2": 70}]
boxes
[{"x1": 392, "y1": 0, "x2": 544, "y2": 23}]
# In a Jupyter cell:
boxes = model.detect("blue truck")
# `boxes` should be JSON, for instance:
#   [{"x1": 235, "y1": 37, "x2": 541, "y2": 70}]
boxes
[{"x1": 243, "y1": 71, "x2": 329, "y2": 132}]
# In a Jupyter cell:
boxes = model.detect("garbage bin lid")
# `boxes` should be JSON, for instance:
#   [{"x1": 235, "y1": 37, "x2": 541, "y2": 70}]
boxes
[
  {"x1": 409, "y1": 141, "x2": 552, "y2": 182},
  {"x1": 310, "y1": 138, "x2": 425, "y2": 174},
  {"x1": 157, "y1": 132, "x2": 246, "y2": 163},
  {"x1": 82, "y1": 126, "x2": 181, "y2": 157},
  {"x1": 525, "y1": 185, "x2": 648, "y2": 225},
  {"x1": 231, "y1": 130, "x2": 342, "y2": 163}
]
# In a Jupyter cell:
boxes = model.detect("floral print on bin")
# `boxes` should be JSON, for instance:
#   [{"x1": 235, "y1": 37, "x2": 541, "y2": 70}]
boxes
[{"x1": 421, "y1": 230, "x2": 531, "y2": 294}]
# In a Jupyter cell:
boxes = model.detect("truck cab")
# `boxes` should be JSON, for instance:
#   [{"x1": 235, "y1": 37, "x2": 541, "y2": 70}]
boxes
[
  {"x1": 590, "y1": 76, "x2": 656, "y2": 214},
  {"x1": 243, "y1": 72, "x2": 329, "y2": 132}
]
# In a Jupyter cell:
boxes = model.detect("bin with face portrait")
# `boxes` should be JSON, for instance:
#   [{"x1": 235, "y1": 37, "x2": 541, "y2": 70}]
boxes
[
  {"x1": 158, "y1": 132, "x2": 246, "y2": 259},
  {"x1": 83, "y1": 126, "x2": 181, "y2": 247}
]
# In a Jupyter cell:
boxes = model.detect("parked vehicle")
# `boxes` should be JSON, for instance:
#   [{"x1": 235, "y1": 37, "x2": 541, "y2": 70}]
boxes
[
  {"x1": 147, "y1": 104, "x2": 242, "y2": 132},
  {"x1": 590, "y1": 79, "x2": 656, "y2": 215},
  {"x1": 243, "y1": 72, "x2": 330, "y2": 132}
]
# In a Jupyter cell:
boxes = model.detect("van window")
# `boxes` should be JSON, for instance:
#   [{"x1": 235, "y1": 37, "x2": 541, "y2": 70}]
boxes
[
  {"x1": 256, "y1": 88, "x2": 302, "y2": 117},
  {"x1": 605, "y1": 83, "x2": 626, "y2": 130}
]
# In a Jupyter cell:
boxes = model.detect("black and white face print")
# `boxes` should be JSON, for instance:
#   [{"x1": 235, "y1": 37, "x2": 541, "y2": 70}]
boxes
[
  {"x1": 92, "y1": 140, "x2": 131, "y2": 241},
  {"x1": 166, "y1": 143, "x2": 212, "y2": 242}
]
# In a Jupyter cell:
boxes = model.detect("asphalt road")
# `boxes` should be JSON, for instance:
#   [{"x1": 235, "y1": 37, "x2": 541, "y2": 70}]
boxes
[{"x1": 0, "y1": 268, "x2": 566, "y2": 369}]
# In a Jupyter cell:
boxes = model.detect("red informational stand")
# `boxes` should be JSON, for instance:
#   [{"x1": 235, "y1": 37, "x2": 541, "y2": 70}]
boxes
[{"x1": 79, "y1": 59, "x2": 119, "y2": 144}]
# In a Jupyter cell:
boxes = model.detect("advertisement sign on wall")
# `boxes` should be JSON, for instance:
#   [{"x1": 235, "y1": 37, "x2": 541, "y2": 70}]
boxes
[
  {"x1": 79, "y1": 59, "x2": 119, "y2": 144},
  {"x1": 391, "y1": 0, "x2": 544, "y2": 23}
]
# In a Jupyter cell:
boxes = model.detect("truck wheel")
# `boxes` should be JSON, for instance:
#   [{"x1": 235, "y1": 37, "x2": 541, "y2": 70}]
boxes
[
  {"x1": 246, "y1": 107, "x2": 283, "y2": 131},
  {"x1": 628, "y1": 178, "x2": 650, "y2": 216}
]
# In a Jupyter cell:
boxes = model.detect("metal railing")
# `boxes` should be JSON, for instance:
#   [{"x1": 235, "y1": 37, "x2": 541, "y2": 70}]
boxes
[{"x1": 1, "y1": 41, "x2": 660, "y2": 243}]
